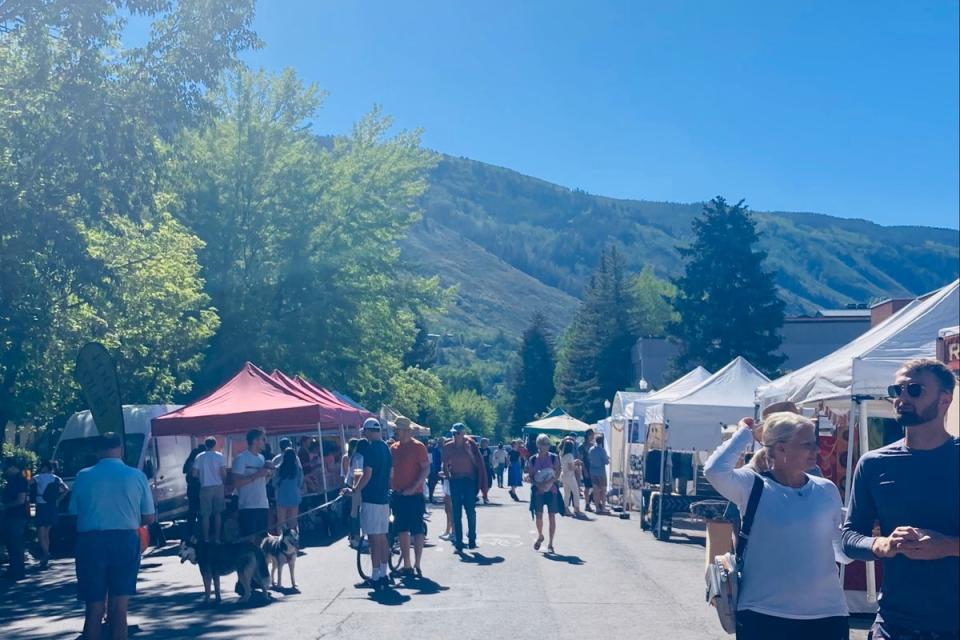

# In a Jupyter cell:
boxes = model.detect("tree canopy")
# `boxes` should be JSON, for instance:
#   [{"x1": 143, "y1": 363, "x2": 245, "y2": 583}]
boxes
[{"x1": 668, "y1": 197, "x2": 786, "y2": 376}]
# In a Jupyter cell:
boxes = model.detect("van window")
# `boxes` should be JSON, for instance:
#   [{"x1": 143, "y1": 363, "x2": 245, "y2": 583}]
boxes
[{"x1": 56, "y1": 433, "x2": 146, "y2": 478}]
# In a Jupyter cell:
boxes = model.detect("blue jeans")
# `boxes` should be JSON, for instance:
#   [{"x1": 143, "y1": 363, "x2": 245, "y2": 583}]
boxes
[{"x1": 449, "y1": 477, "x2": 478, "y2": 547}]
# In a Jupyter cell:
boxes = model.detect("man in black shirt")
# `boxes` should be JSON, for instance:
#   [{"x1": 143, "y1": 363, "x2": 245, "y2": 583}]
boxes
[
  {"x1": 842, "y1": 359, "x2": 959, "y2": 639},
  {"x1": 2, "y1": 458, "x2": 29, "y2": 581}
]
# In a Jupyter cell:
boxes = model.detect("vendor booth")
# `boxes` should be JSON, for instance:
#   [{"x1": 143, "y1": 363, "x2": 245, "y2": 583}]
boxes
[
  {"x1": 604, "y1": 367, "x2": 713, "y2": 510},
  {"x1": 756, "y1": 279, "x2": 960, "y2": 612},
  {"x1": 641, "y1": 357, "x2": 770, "y2": 539},
  {"x1": 153, "y1": 362, "x2": 368, "y2": 527},
  {"x1": 523, "y1": 407, "x2": 592, "y2": 438},
  {"x1": 380, "y1": 405, "x2": 431, "y2": 439}
]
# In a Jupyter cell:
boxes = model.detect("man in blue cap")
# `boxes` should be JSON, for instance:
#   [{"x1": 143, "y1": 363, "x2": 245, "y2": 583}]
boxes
[
  {"x1": 442, "y1": 423, "x2": 487, "y2": 552},
  {"x1": 355, "y1": 418, "x2": 393, "y2": 587}
]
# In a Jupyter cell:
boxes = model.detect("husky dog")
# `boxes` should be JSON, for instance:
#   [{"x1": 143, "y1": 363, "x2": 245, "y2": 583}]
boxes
[
  {"x1": 260, "y1": 528, "x2": 299, "y2": 589},
  {"x1": 178, "y1": 536, "x2": 271, "y2": 605}
]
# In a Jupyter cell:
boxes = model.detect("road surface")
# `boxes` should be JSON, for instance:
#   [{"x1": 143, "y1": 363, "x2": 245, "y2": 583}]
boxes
[{"x1": 0, "y1": 483, "x2": 871, "y2": 639}]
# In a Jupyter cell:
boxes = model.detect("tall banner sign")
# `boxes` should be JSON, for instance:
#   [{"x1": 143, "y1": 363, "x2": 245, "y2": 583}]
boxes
[{"x1": 74, "y1": 342, "x2": 125, "y2": 439}]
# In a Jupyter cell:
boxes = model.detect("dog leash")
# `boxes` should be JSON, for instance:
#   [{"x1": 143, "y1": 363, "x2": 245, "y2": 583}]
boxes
[{"x1": 243, "y1": 492, "x2": 347, "y2": 541}]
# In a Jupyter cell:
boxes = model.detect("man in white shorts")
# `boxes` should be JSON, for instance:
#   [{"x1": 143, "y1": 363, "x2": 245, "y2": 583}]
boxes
[
  {"x1": 192, "y1": 437, "x2": 226, "y2": 542},
  {"x1": 354, "y1": 418, "x2": 393, "y2": 587}
]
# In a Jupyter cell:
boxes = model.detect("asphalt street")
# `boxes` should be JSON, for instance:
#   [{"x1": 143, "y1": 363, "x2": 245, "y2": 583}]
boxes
[{"x1": 1, "y1": 484, "x2": 872, "y2": 640}]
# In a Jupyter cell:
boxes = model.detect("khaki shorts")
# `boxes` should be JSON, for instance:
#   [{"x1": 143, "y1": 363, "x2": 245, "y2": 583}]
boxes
[
  {"x1": 590, "y1": 473, "x2": 607, "y2": 488},
  {"x1": 199, "y1": 485, "x2": 225, "y2": 516},
  {"x1": 359, "y1": 502, "x2": 390, "y2": 535}
]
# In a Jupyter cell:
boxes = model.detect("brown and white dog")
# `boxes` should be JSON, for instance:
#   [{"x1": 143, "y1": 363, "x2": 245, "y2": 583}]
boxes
[{"x1": 260, "y1": 528, "x2": 299, "y2": 589}]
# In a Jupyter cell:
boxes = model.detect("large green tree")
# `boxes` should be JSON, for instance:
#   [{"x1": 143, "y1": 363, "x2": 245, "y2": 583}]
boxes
[
  {"x1": 173, "y1": 68, "x2": 441, "y2": 407},
  {"x1": 627, "y1": 265, "x2": 677, "y2": 338},
  {"x1": 554, "y1": 246, "x2": 635, "y2": 423},
  {"x1": 668, "y1": 196, "x2": 785, "y2": 376},
  {"x1": 0, "y1": 0, "x2": 256, "y2": 428},
  {"x1": 510, "y1": 311, "x2": 556, "y2": 433}
]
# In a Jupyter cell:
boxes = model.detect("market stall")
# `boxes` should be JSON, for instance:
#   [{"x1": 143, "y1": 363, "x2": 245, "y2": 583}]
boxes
[
  {"x1": 152, "y1": 362, "x2": 351, "y2": 517},
  {"x1": 756, "y1": 279, "x2": 959, "y2": 612},
  {"x1": 641, "y1": 357, "x2": 770, "y2": 539},
  {"x1": 605, "y1": 367, "x2": 713, "y2": 510},
  {"x1": 523, "y1": 407, "x2": 592, "y2": 438},
  {"x1": 380, "y1": 405, "x2": 431, "y2": 439}
]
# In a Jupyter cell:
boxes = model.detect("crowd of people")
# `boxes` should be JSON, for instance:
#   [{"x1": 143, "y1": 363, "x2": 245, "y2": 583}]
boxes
[{"x1": 0, "y1": 357, "x2": 956, "y2": 640}]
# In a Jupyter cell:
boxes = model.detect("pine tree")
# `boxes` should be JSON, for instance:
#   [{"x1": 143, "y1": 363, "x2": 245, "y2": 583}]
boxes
[
  {"x1": 510, "y1": 312, "x2": 556, "y2": 433},
  {"x1": 668, "y1": 197, "x2": 786, "y2": 376},
  {"x1": 554, "y1": 246, "x2": 635, "y2": 423}
]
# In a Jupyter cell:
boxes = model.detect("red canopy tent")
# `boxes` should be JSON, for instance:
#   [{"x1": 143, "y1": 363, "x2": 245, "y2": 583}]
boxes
[
  {"x1": 152, "y1": 362, "x2": 341, "y2": 436},
  {"x1": 268, "y1": 370, "x2": 370, "y2": 427}
]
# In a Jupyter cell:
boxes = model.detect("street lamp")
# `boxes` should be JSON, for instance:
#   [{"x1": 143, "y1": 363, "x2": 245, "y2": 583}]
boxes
[
  {"x1": 604, "y1": 399, "x2": 611, "y2": 416},
  {"x1": 638, "y1": 378, "x2": 649, "y2": 392}
]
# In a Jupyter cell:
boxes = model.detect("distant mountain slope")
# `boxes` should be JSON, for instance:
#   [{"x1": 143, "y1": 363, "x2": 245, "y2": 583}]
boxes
[
  {"x1": 401, "y1": 219, "x2": 579, "y2": 337},
  {"x1": 417, "y1": 154, "x2": 959, "y2": 323}
]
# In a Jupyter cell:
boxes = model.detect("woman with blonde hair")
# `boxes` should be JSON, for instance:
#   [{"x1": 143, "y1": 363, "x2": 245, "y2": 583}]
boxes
[{"x1": 704, "y1": 412, "x2": 850, "y2": 640}]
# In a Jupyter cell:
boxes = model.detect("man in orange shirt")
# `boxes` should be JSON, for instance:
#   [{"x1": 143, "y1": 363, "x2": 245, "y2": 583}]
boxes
[{"x1": 390, "y1": 417, "x2": 430, "y2": 578}]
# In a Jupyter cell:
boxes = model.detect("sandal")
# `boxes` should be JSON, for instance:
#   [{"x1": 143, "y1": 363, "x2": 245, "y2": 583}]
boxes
[
  {"x1": 547, "y1": 544, "x2": 555, "y2": 553},
  {"x1": 534, "y1": 535, "x2": 544, "y2": 550}
]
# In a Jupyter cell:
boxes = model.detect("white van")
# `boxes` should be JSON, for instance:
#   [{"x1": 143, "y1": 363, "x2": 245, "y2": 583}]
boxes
[{"x1": 53, "y1": 404, "x2": 191, "y2": 522}]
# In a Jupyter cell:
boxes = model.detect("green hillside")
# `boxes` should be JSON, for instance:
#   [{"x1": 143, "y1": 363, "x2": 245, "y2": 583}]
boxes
[{"x1": 415, "y1": 154, "x2": 959, "y2": 333}]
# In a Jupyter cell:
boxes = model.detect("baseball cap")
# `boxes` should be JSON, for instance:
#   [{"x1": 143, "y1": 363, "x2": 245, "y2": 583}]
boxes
[
  {"x1": 362, "y1": 418, "x2": 382, "y2": 431},
  {"x1": 395, "y1": 416, "x2": 412, "y2": 429},
  {"x1": 451, "y1": 423, "x2": 467, "y2": 434}
]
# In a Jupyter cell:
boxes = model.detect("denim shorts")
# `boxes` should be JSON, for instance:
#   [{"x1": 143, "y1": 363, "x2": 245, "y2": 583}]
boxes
[{"x1": 75, "y1": 530, "x2": 141, "y2": 603}]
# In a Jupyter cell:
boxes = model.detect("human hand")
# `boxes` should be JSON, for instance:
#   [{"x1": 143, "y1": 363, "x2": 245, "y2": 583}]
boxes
[
  {"x1": 740, "y1": 417, "x2": 762, "y2": 442},
  {"x1": 898, "y1": 528, "x2": 958, "y2": 561},
  {"x1": 873, "y1": 526, "x2": 921, "y2": 558}
]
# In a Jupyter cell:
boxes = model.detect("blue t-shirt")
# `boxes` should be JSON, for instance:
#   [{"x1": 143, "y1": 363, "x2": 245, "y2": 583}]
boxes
[
  {"x1": 69, "y1": 458, "x2": 155, "y2": 532},
  {"x1": 361, "y1": 440, "x2": 392, "y2": 505},
  {"x1": 842, "y1": 436, "x2": 960, "y2": 633}
]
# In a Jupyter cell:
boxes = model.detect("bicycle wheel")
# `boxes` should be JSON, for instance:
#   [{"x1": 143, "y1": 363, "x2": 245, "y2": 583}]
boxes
[
  {"x1": 387, "y1": 534, "x2": 402, "y2": 572},
  {"x1": 356, "y1": 534, "x2": 374, "y2": 580}
]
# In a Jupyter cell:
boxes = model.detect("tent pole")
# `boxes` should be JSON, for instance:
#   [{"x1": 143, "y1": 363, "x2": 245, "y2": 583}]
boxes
[
  {"x1": 318, "y1": 422, "x2": 329, "y2": 498},
  {"x1": 839, "y1": 399, "x2": 859, "y2": 593},
  {"x1": 859, "y1": 402, "x2": 877, "y2": 604}
]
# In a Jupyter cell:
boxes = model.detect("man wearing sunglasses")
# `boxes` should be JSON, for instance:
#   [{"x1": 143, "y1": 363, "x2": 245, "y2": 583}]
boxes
[{"x1": 842, "y1": 358, "x2": 959, "y2": 640}]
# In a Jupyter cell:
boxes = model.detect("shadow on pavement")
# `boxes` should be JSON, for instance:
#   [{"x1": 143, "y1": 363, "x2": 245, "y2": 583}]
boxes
[
  {"x1": 366, "y1": 586, "x2": 412, "y2": 606},
  {"x1": 395, "y1": 576, "x2": 449, "y2": 595},
  {"x1": 666, "y1": 534, "x2": 706, "y2": 547},
  {"x1": 456, "y1": 551, "x2": 504, "y2": 566},
  {"x1": 542, "y1": 552, "x2": 585, "y2": 565},
  {"x1": 0, "y1": 558, "x2": 276, "y2": 640}
]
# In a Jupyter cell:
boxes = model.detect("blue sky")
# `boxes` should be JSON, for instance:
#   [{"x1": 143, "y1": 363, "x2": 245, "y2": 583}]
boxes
[{"x1": 169, "y1": 2, "x2": 960, "y2": 229}]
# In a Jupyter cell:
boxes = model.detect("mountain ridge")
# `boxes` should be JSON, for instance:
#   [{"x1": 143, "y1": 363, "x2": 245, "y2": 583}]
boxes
[{"x1": 401, "y1": 152, "x2": 959, "y2": 338}]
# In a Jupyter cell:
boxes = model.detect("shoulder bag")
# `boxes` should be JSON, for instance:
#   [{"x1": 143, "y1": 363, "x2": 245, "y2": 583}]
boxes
[{"x1": 705, "y1": 474, "x2": 764, "y2": 634}]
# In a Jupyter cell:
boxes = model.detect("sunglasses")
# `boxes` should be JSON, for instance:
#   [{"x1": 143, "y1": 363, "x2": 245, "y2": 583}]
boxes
[{"x1": 887, "y1": 383, "x2": 925, "y2": 399}]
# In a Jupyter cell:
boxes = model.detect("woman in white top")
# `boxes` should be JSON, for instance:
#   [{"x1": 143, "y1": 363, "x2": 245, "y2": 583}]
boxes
[
  {"x1": 559, "y1": 439, "x2": 583, "y2": 517},
  {"x1": 704, "y1": 412, "x2": 850, "y2": 640}
]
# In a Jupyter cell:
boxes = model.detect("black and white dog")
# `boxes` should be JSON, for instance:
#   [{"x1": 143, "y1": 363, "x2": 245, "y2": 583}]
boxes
[
  {"x1": 260, "y1": 528, "x2": 299, "y2": 589},
  {"x1": 178, "y1": 536, "x2": 271, "y2": 605}
]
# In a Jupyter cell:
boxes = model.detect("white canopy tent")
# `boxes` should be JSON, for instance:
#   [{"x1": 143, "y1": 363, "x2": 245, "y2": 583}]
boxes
[
  {"x1": 755, "y1": 279, "x2": 959, "y2": 613},
  {"x1": 604, "y1": 366, "x2": 713, "y2": 509},
  {"x1": 757, "y1": 279, "x2": 959, "y2": 415},
  {"x1": 645, "y1": 357, "x2": 770, "y2": 451}
]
